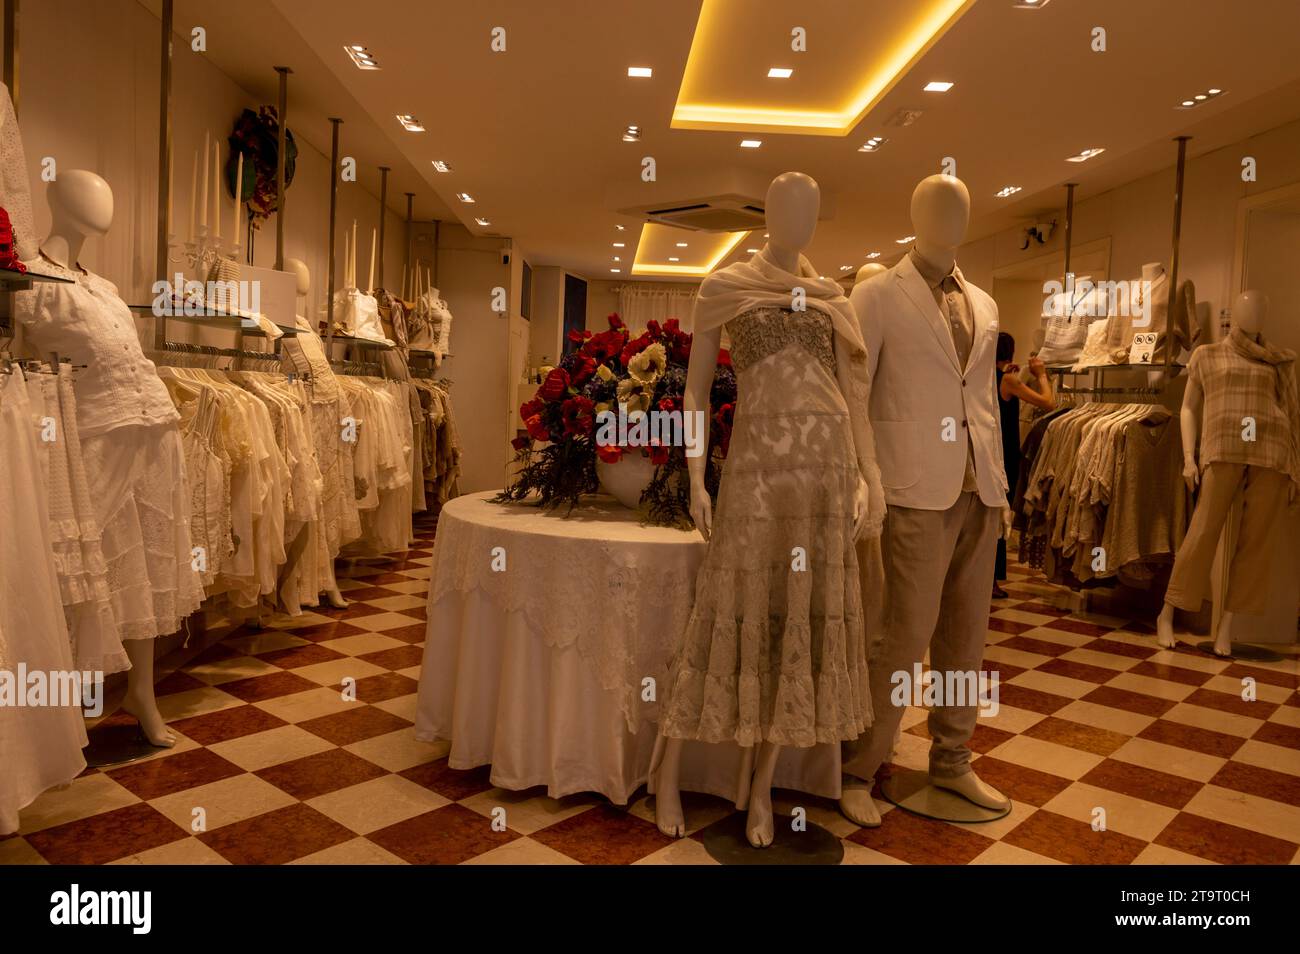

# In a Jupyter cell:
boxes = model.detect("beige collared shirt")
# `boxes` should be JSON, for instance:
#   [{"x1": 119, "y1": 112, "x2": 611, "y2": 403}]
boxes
[{"x1": 912, "y1": 249, "x2": 978, "y2": 492}]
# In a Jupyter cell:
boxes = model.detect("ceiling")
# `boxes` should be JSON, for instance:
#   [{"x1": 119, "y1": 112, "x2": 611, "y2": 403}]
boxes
[{"x1": 193, "y1": 0, "x2": 1300, "y2": 282}]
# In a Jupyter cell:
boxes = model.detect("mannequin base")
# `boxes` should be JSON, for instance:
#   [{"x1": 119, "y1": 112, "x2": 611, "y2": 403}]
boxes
[
  {"x1": 881, "y1": 769, "x2": 1011, "y2": 823},
  {"x1": 83, "y1": 722, "x2": 170, "y2": 768},
  {"x1": 1195, "y1": 640, "x2": 1284, "y2": 663},
  {"x1": 700, "y1": 811, "x2": 843, "y2": 866}
]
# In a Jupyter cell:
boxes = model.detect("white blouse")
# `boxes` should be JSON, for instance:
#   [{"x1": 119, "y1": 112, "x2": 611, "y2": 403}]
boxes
[{"x1": 15, "y1": 261, "x2": 179, "y2": 438}]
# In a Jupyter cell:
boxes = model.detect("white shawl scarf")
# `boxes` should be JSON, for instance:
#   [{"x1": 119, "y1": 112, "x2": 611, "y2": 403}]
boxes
[{"x1": 690, "y1": 248, "x2": 885, "y2": 538}]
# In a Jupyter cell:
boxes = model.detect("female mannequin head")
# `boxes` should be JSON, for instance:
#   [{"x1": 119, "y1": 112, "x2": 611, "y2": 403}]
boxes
[
  {"x1": 855, "y1": 261, "x2": 887, "y2": 286},
  {"x1": 764, "y1": 172, "x2": 820, "y2": 270},
  {"x1": 284, "y1": 257, "x2": 311, "y2": 298},
  {"x1": 43, "y1": 170, "x2": 114, "y2": 268},
  {"x1": 1233, "y1": 289, "x2": 1269, "y2": 336}
]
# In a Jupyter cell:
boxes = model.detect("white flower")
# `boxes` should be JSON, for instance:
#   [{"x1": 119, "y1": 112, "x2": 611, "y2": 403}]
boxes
[
  {"x1": 627, "y1": 342, "x2": 667, "y2": 386},
  {"x1": 616, "y1": 378, "x2": 650, "y2": 414}
]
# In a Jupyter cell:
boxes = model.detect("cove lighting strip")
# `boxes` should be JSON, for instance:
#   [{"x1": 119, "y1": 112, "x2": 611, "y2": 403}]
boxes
[
  {"x1": 631, "y1": 225, "x2": 751, "y2": 277},
  {"x1": 671, "y1": 0, "x2": 975, "y2": 136}
]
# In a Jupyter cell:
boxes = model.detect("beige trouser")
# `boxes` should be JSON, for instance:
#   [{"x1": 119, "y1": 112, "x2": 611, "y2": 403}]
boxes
[
  {"x1": 1164, "y1": 462, "x2": 1289, "y2": 615},
  {"x1": 843, "y1": 492, "x2": 1000, "y2": 781}
]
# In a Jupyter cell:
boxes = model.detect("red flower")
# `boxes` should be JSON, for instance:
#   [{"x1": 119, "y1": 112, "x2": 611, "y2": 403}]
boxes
[
  {"x1": 669, "y1": 331, "x2": 692, "y2": 364},
  {"x1": 607, "y1": 313, "x2": 625, "y2": 330},
  {"x1": 524, "y1": 414, "x2": 552, "y2": 443},
  {"x1": 585, "y1": 329, "x2": 626, "y2": 362},
  {"x1": 568, "y1": 354, "x2": 597, "y2": 387},
  {"x1": 664, "y1": 318, "x2": 680, "y2": 334},
  {"x1": 520, "y1": 397, "x2": 545, "y2": 422},
  {"x1": 646, "y1": 319, "x2": 662, "y2": 338},
  {"x1": 657, "y1": 396, "x2": 679, "y2": 413},
  {"x1": 620, "y1": 332, "x2": 653, "y2": 367},
  {"x1": 596, "y1": 444, "x2": 624, "y2": 464},
  {"x1": 717, "y1": 348, "x2": 732, "y2": 368},
  {"x1": 714, "y1": 402, "x2": 735, "y2": 456},
  {"x1": 648, "y1": 442, "x2": 671, "y2": 466},
  {"x1": 568, "y1": 328, "x2": 592, "y2": 345},
  {"x1": 510, "y1": 435, "x2": 531, "y2": 451},
  {"x1": 560, "y1": 395, "x2": 596, "y2": 438},
  {"x1": 538, "y1": 367, "x2": 570, "y2": 402}
]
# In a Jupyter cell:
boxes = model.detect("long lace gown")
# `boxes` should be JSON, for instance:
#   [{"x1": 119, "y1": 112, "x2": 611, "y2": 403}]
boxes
[{"x1": 660, "y1": 306, "x2": 871, "y2": 749}]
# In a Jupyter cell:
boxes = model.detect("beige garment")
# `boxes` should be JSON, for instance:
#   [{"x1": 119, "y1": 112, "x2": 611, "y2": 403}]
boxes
[
  {"x1": 910, "y1": 250, "x2": 978, "y2": 492},
  {"x1": 842, "y1": 492, "x2": 1000, "y2": 781},
  {"x1": 1164, "y1": 463, "x2": 1289, "y2": 615}
]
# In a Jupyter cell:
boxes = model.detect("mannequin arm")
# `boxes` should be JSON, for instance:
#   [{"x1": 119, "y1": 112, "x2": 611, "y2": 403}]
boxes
[
  {"x1": 685, "y1": 324, "x2": 723, "y2": 539},
  {"x1": 1180, "y1": 375, "x2": 1203, "y2": 490}
]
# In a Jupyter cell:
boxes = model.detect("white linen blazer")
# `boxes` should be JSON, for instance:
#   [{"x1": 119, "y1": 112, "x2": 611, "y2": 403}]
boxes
[{"x1": 850, "y1": 254, "x2": 1008, "y2": 511}]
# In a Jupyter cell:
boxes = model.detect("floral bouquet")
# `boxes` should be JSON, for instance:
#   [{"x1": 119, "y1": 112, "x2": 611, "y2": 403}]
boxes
[{"x1": 495, "y1": 313, "x2": 736, "y2": 527}]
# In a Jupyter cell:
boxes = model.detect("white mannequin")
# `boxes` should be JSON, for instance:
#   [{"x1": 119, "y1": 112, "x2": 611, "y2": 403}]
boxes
[
  {"x1": 40, "y1": 171, "x2": 176, "y2": 747},
  {"x1": 655, "y1": 171, "x2": 870, "y2": 848},
  {"x1": 839, "y1": 173, "x2": 1010, "y2": 826},
  {"x1": 855, "y1": 261, "x2": 887, "y2": 286},
  {"x1": 1157, "y1": 289, "x2": 1271, "y2": 655},
  {"x1": 284, "y1": 256, "x2": 349, "y2": 610}
]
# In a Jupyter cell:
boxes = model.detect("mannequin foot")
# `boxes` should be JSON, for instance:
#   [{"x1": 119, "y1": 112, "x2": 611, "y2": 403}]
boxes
[
  {"x1": 654, "y1": 785, "x2": 685, "y2": 839},
  {"x1": 120, "y1": 694, "x2": 176, "y2": 748},
  {"x1": 839, "y1": 775, "x2": 881, "y2": 827},
  {"x1": 1156, "y1": 603, "x2": 1177, "y2": 650},
  {"x1": 1212, "y1": 613, "x2": 1234, "y2": 657},
  {"x1": 992, "y1": 583, "x2": 1009, "y2": 600},
  {"x1": 745, "y1": 787, "x2": 774, "y2": 848},
  {"x1": 324, "y1": 588, "x2": 350, "y2": 610},
  {"x1": 931, "y1": 771, "x2": 1009, "y2": 811}
]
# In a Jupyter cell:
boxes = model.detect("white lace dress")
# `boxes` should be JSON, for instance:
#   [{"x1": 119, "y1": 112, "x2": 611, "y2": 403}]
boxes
[{"x1": 659, "y1": 306, "x2": 871, "y2": 748}]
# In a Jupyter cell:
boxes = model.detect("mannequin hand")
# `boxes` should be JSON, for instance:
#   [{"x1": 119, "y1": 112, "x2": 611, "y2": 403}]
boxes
[
  {"x1": 1000, "y1": 506, "x2": 1014, "y2": 540},
  {"x1": 852, "y1": 476, "x2": 871, "y2": 540},
  {"x1": 1182, "y1": 460, "x2": 1199, "y2": 494},
  {"x1": 689, "y1": 480, "x2": 713, "y2": 541}
]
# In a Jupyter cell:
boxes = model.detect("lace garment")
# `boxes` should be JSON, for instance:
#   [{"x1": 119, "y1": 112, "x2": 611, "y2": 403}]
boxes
[
  {"x1": 0, "y1": 83, "x2": 36, "y2": 261},
  {"x1": 658, "y1": 307, "x2": 872, "y2": 748}
]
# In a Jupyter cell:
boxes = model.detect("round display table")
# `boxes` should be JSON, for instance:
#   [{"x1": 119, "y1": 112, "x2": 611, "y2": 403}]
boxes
[{"x1": 414, "y1": 492, "x2": 842, "y2": 805}]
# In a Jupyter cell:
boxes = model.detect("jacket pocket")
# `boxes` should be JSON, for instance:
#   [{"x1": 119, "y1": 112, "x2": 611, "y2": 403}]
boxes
[{"x1": 873, "y1": 420, "x2": 919, "y2": 490}]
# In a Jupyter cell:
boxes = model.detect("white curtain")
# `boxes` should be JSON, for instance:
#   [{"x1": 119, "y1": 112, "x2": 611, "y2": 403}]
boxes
[{"x1": 617, "y1": 283, "x2": 699, "y2": 334}]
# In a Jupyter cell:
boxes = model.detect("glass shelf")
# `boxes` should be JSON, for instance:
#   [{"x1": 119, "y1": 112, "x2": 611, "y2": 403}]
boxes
[
  {"x1": 0, "y1": 267, "x2": 74, "y2": 291},
  {"x1": 326, "y1": 333, "x2": 394, "y2": 351},
  {"x1": 1047, "y1": 362, "x2": 1185, "y2": 373},
  {"x1": 127, "y1": 302, "x2": 297, "y2": 338}
]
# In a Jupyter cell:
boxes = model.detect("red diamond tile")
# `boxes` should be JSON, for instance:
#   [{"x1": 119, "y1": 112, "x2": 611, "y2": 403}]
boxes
[
  {"x1": 1210, "y1": 760, "x2": 1300, "y2": 808},
  {"x1": 531, "y1": 804, "x2": 673, "y2": 864},
  {"x1": 1081, "y1": 638, "x2": 1157, "y2": 661},
  {"x1": 1044, "y1": 618, "x2": 1115, "y2": 637},
  {"x1": 26, "y1": 803, "x2": 187, "y2": 864},
  {"x1": 1182, "y1": 687, "x2": 1276, "y2": 720},
  {"x1": 997, "y1": 635, "x2": 1074, "y2": 658},
  {"x1": 1037, "y1": 657, "x2": 1121, "y2": 684},
  {"x1": 399, "y1": 760, "x2": 495, "y2": 801},
  {"x1": 846, "y1": 802, "x2": 996, "y2": 864},
  {"x1": 199, "y1": 803, "x2": 354, "y2": 864},
  {"x1": 106, "y1": 748, "x2": 246, "y2": 800},
  {"x1": 1003, "y1": 809, "x2": 1146, "y2": 864},
  {"x1": 153, "y1": 669, "x2": 208, "y2": 697},
  {"x1": 961, "y1": 756, "x2": 1072, "y2": 806},
  {"x1": 351, "y1": 672, "x2": 420, "y2": 703},
  {"x1": 1223, "y1": 663, "x2": 1297, "y2": 691},
  {"x1": 987, "y1": 617, "x2": 1037, "y2": 635},
  {"x1": 298, "y1": 705, "x2": 414, "y2": 746},
  {"x1": 1011, "y1": 601, "x2": 1072, "y2": 618},
  {"x1": 255, "y1": 643, "x2": 348, "y2": 669},
  {"x1": 368, "y1": 803, "x2": 519, "y2": 864},
  {"x1": 219, "y1": 670, "x2": 319, "y2": 703},
  {"x1": 1154, "y1": 812, "x2": 1298, "y2": 864},
  {"x1": 1128, "y1": 660, "x2": 1212, "y2": 687},
  {"x1": 996, "y1": 684, "x2": 1073, "y2": 715},
  {"x1": 358, "y1": 644, "x2": 426, "y2": 671},
  {"x1": 1082, "y1": 685, "x2": 1177, "y2": 717},
  {"x1": 1137, "y1": 720, "x2": 1244, "y2": 759},
  {"x1": 1079, "y1": 758, "x2": 1202, "y2": 810},
  {"x1": 278, "y1": 620, "x2": 369, "y2": 643},
  {"x1": 168, "y1": 704, "x2": 289, "y2": 746},
  {"x1": 255, "y1": 748, "x2": 387, "y2": 800}
]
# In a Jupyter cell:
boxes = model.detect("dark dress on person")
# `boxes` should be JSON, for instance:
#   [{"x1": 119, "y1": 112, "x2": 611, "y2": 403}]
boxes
[{"x1": 995, "y1": 368, "x2": 1020, "y2": 582}]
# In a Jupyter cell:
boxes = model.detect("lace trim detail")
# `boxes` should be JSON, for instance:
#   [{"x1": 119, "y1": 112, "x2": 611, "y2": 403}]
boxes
[{"x1": 726, "y1": 306, "x2": 836, "y2": 376}]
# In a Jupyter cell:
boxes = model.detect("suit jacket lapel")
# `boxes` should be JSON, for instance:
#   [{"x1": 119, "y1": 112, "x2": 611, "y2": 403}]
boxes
[
  {"x1": 897, "y1": 255, "x2": 961, "y2": 375},
  {"x1": 955, "y1": 265, "x2": 988, "y2": 372}
]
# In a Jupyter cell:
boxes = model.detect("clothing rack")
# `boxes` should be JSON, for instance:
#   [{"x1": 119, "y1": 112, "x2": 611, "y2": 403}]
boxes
[{"x1": 328, "y1": 358, "x2": 384, "y2": 377}]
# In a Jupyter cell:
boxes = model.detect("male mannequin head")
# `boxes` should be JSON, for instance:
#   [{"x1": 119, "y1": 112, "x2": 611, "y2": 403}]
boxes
[{"x1": 910, "y1": 174, "x2": 970, "y2": 274}]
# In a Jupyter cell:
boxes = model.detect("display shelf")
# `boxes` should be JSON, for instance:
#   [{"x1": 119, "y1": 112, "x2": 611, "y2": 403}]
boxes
[
  {"x1": 1047, "y1": 362, "x2": 1185, "y2": 374},
  {"x1": 127, "y1": 302, "x2": 298, "y2": 338},
  {"x1": 327, "y1": 332, "x2": 394, "y2": 351},
  {"x1": 0, "y1": 267, "x2": 75, "y2": 292},
  {"x1": 408, "y1": 348, "x2": 453, "y2": 359}
]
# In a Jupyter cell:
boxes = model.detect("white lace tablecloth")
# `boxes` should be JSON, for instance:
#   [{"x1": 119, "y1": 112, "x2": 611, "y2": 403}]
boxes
[{"x1": 415, "y1": 491, "x2": 843, "y2": 804}]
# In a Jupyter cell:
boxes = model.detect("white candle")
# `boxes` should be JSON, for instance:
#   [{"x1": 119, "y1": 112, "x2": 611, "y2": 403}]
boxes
[
  {"x1": 211, "y1": 139, "x2": 222, "y2": 240},
  {"x1": 166, "y1": 148, "x2": 173, "y2": 238},
  {"x1": 188, "y1": 150, "x2": 197, "y2": 242},
  {"x1": 233, "y1": 150, "x2": 244, "y2": 247},
  {"x1": 367, "y1": 227, "x2": 376, "y2": 292},
  {"x1": 350, "y1": 220, "x2": 358, "y2": 288},
  {"x1": 200, "y1": 132, "x2": 209, "y2": 229}
]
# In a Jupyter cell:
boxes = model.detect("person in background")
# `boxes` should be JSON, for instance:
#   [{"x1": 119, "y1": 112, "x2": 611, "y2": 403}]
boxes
[{"x1": 994, "y1": 331, "x2": 1055, "y2": 598}]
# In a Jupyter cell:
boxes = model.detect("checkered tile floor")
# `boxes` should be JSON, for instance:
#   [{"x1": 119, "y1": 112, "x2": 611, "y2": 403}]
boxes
[{"x1": 3, "y1": 534, "x2": 1298, "y2": 865}]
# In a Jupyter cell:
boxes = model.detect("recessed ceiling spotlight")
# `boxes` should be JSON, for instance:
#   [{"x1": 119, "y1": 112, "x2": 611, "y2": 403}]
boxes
[
  {"x1": 431, "y1": 160, "x2": 452, "y2": 173},
  {"x1": 474, "y1": 217, "x2": 491, "y2": 227},
  {"x1": 840, "y1": 265, "x2": 853, "y2": 271},
  {"x1": 627, "y1": 67, "x2": 653, "y2": 78},
  {"x1": 613, "y1": 242, "x2": 625, "y2": 248},
  {"x1": 923, "y1": 81, "x2": 954, "y2": 92},
  {"x1": 675, "y1": 242, "x2": 688, "y2": 247},
  {"x1": 1066, "y1": 147, "x2": 1105, "y2": 163},
  {"x1": 995, "y1": 185, "x2": 1022, "y2": 198},
  {"x1": 745, "y1": 248, "x2": 759, "y2": 253},
  {"x1": 866, "y1": 251, "x2": 881, "y2": 259},
  {"x1": 668, "y1": 257, "x2": 680, "y2": 262},
  {"x1": 345, "y1": 45, "x2": 379, "y2": 70},
  {"x1": 740, "y1": 139, "x2": 762, "y2": 148},
  {"x1": 610, "y1": 268, "x2": 621, "y2": 273},
  {"x1": 396, "y1": 114, "x2": 425, "y2": 132},
  {"x1": 767, "y1": 67, "x2": 793, "y2": 78},
  {"x1": 858, "y1": 136, "x2": 889, "y2": 152},
  {"x1": 615, "y1": 224, "x2": 625, "y2": 231},
  {"x1": 1177, "y1": 87, "x2": 1225, "y2": 109},
  {"x1": 895, "y1": 235, "x2": 916, "y2": 244},
  {"x1": 1012, "y1": 0, "x2": 1051, "y2": 8},
  {"x1": 454, "y1": 192, "x2": 475, "y2": 204},
  {"x1": 622, "y1": 125, "x2": 642, "y2": 142},
  {"x1": 613, "y1": 256, "x2": 621, "y2": 262}
]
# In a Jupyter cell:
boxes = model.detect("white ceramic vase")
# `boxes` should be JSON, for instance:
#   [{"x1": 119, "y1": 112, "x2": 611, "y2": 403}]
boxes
[{"x1": 596, "y1": 452, "x2": 656, "y2": 509}]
